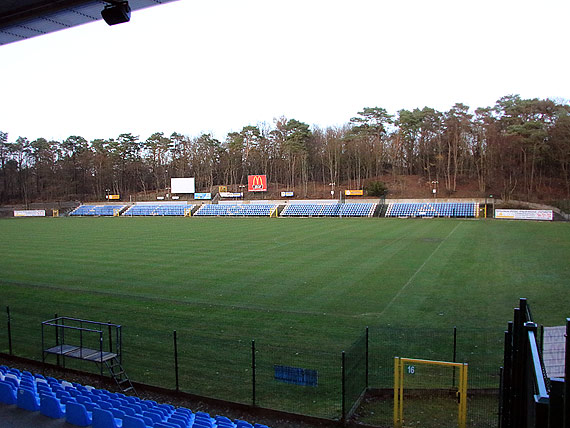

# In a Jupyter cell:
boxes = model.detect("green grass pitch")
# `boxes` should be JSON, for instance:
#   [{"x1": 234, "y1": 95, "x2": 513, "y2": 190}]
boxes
[{"x1": 1, "y1": 217, "x2": 569, "y2": 417}]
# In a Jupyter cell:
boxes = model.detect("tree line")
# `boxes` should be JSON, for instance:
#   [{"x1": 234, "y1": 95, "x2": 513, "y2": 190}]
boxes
[{"x1": 1, "y1": 94, "x2": 569, "y2": 204}]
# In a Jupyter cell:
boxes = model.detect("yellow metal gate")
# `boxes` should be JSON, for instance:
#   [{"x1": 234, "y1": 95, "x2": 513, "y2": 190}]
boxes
[{"x1": 394, "y1": 357, "x2": 468, "y2": 428}]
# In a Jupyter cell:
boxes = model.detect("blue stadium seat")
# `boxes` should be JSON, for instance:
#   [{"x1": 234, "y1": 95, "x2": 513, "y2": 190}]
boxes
[
  {"x1": 110, "y1": 408, "x2": 126, "y2": 419},
  {"x1": 16, "y1": 387, "x2": 40, "y2": 412},
  {"x1": 66, "y1": 402, "x2": 93, "y2": 427},
  {"x1": 0, "y1": 381, "x2": 17, "y2": 405},
  {"x1": 119, "y1": 405, "x2": 137, "y2": 416},
  {"x1": 40, "y1": 394, "x2": 66, "y2": 419},
  {"x1": 165, "y1": 417, "x2": 188, "y2": 428},
  {"x1": 2, "y1": 375, "x2": 19, "y2": 389},
  {"x1": 155, "y1": 423, "x2": 183, "y2": 428},
  {"x1": 122, "y1": 414, "x2": 153, "y2": 428},
  {"x1": 92, "y1": 408, "x2": 123, "y2": 428},
  {"x1": 144, "y1": 410, "x2": 167, "y2": 423}
]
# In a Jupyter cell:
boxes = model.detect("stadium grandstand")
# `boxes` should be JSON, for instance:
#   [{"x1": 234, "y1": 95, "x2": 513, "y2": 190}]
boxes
[
  {"x1": 0, "y1": 365, "x2": 271, "y2": 428},
  {"x1": 123, "y1": 203, "x2": 195, "y2": 217},
  {"x1": 193, "y1": 204, "x2": 278, "y2": 217},
  {"x1": 69, "y1": 205, "x2": 128, "y2": 217},
  {"x1": 385, "y1": 202, "x2": 479, "y2": 218},
  {"x1": 64, "y1": 200, "x2": 487, "y2": 219},
  {"x1": 280, "y1": 202, "x2": 376, "y2": 217}
]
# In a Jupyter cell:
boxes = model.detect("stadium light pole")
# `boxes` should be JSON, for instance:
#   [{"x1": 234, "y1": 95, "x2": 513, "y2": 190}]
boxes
[
  {"x1": 329, "y1": 182, "x2": 335, "y2": 199},
  {"x1": 431, "y1": 181, "x2": 439, "y2": 199},
  {"x1": 238, "y1": 184, "x2": 246, "y2": 200},
  {"x1": 489, "y1": 194, "x2": 494, "y2": 218}
]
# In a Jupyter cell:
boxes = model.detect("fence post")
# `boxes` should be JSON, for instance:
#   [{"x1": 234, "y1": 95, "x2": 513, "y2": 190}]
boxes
[
  {"x1": 108, "y1": 322, "x2": 113, "y2": 353},
  {"x1": 173, "y1": 330, "x2": 179, "y2": 392},
  {"x1": 452, "y1": 326, "x2": 457, "y2": 388},
  {"x1": 498, "y1": 366, "x2": 504, "y2": 428},
  {"x1": 6, "y1": 306, "x2": 12, "y2": 356},
  {"x1": 501, "y1": 323, "x2": 513, "y2": 428},
  {"x1": 341, "y1": 350, "x2": 346, "y2": 423},
  {"x1": 99, "y1": 333, "x2": 103, "y2": 378},
  {"x1": 511, "y1": 306, "x2": 523, "y2": 428},
  {"x1": 549, "y1": 378, "x2": 564, "y2": 428},
  {"x1": 251, "y1": 340, "x2": 256, "y2": 407},
  {"x1": 365, "y1": 326, "x2": 369, "y2": 389},
  {"x1": 55, "y1": 313, "x2": 60, "y2": 367}
]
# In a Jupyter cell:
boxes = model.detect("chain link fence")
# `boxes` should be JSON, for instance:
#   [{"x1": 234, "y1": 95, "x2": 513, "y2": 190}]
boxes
[{"x1": 2, "y1": 306, "x2": 503, "y2": 425}]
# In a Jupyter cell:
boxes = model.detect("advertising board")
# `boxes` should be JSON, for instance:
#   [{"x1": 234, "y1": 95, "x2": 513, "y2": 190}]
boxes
[
  {"x1": 171, "y1": 177, "x2": 195, "y2": 194},
  {"x1": 14, "y1": 210, "x2": 45, "y2": 217},
  {"x1": 274, "y1": 365, "x2": 318, "y2": 387},
  {"x1": 281, "y1": 191, "x2": 294, "y2": 197},
  {"x1": 345, "y1": 189, "x2": 363, "y2": 196},
  {"x1": 495, "y1": 209, "x2": 553, "y2": 221},
  {"x1": 194, "y1": 193, "x2": 212, "y2": 200},
  {"x1": 248, "y1": 175, "x2": 267, "y2": 192},
  {"x1": 219, "y1": 192, "x2": 243, "y2": 198}
]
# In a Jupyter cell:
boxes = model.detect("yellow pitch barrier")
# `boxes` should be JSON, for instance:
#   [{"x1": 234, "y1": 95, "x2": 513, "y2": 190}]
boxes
[{"x1": 394, "y1": 357, "x2": 468, "y2": 428}]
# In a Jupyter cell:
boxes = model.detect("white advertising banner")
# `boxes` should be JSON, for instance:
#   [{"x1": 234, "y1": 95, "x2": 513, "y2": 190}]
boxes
[
  {"x1": 14, "y1": 210, "x2": 46, "y2": 217},
  {"x1": 495, "y1": 209, "x2": 553, "y2": 221},
  {"x1": 219, "y1": 192, "x2": 243, "y2": 198}
]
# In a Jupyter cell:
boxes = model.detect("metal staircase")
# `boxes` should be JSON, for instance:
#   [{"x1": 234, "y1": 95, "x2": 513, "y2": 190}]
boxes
[{"x1": 104, "y1": 357, "x2": 136, "y2": 394}]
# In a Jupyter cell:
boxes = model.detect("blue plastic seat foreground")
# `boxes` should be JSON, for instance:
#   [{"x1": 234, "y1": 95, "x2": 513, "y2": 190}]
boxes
[
  {"x1": 92, "y1": 408, "x2": 123, "y2": 428},
  {"x1": 0, "y1": 381, "x2": 17, "y2": 404},
  {"x1": 155, "y1": 423, "x2": 182, "y2": 428},
  {"x1": 122, "y1": 414, "x2": 152, "y2": 428},
  {"x1": 166, "y1": 417, "x2": 188, "y2": 428},
  {"x1": 40, "y1": 394, "x2": 66, "y2": 419},
  {"x1": 66, "y1": 402, "x2": 93, "y2": 427},
  {"x1": 16, "y1": 388, "x2": 40, "y2": 412}
]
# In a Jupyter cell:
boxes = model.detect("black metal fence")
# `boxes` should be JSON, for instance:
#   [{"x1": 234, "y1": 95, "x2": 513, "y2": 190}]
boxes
[
  {"x1": 499, "y1": 298, "x2": 569, "y2": 428},
  {"x1": 2, "y1": 305, "x2": 504, "y2": 426}
]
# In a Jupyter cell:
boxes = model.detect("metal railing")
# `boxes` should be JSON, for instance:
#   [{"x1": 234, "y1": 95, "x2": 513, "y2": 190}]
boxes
[{"x1": 500, "y1": 298, "x2": 568, "y2": 428}]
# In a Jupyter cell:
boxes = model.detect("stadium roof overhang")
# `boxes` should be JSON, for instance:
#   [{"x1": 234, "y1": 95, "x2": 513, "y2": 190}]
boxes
[{"x1": 0, "y1": 0, "x2": 178, "y2": 46}]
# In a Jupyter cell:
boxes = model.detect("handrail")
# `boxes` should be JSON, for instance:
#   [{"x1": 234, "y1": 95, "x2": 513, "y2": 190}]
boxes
[
  {"x1": 42, "y1": 323, "x2": 102, "y2": 334},
  {"x1": 42, "y1": 316, "x2": 120, "y2": 328},
  {"x1": 526, "y1": 327, "x2": 549, "y2": 401}
]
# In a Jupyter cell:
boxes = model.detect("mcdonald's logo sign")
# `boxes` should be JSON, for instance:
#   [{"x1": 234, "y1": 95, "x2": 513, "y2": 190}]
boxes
[{"x1": 248, "y1": 175, "x2": 267, "y2": 192}]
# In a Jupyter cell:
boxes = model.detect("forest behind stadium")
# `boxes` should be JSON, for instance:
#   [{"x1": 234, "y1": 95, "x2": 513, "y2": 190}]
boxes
[{"x1": 1, "y1": 94, "x2": 569, "y2": 204}]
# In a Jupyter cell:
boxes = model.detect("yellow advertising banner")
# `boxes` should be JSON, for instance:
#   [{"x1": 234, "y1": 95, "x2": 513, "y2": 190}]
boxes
[
  {"x1": 345, "y1": 189, "x2": 363, "y2": 196},
  {"x1": 219, "y1": 186, "x2": 228, "y2": 193},
  {"x1": 107, "y1": 194, "x2": 120, "y2": 200}
]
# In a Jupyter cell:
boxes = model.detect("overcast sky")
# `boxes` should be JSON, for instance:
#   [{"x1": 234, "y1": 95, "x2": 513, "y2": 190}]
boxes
[{"x1": 1, "y1": 0, "x2": 569, "y2": 143}]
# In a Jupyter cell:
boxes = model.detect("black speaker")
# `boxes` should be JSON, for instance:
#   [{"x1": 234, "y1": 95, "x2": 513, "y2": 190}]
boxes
[{"x1": 101, "y1": 2, "x2": 131, "y2": 26}]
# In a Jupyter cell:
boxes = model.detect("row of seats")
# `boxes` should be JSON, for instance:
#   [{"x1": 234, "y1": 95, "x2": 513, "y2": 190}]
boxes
[
  {"x1": 385, "y1": 202, "x2": 478, "y2": 218},
  {"x1": 70, "y1": 202, "x2": 479, "y2": 218},
  {"x1": 194, "y1": 205, "x2": 276, "y2": 217},
  {"x1": 0, "y1": 365, "x2": 270, "y2": 428},
  {"x1": 123, "y1": 205, "x2": 194, "y2": 216},
  {"x1": 70, "y1": 205, "x2": 127, "y2": 216},
  {"x1": 281, "y1": 203, "x2": 376, "y2": 217}
]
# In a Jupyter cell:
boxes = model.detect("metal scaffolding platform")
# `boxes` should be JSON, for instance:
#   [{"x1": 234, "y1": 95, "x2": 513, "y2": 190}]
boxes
[{"x1": 41, "y1": 316, "x2": 135, "y2": 394}]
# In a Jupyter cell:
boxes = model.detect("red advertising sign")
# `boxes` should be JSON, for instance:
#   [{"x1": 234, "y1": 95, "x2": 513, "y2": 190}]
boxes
[{"x1": 248, "y1": 175, "x2": 267, "y2": 192}]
